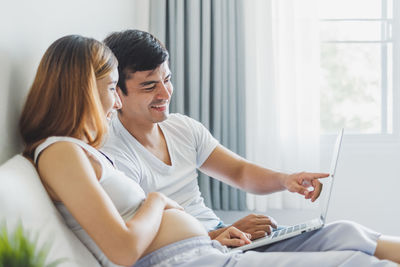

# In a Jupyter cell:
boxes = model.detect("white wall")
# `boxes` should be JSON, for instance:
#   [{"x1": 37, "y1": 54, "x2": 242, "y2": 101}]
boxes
[
  {"x1": 320, "y1": 138, "x2": 400, "y2": 235},
  {"x1": 0, "y1": 0, "x2": 150, "y2": 164}
]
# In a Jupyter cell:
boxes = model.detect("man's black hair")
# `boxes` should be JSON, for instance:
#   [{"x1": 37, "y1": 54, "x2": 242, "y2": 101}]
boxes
[{"x1": 103, "y1": 29, "x2": 169, "y2": 95}]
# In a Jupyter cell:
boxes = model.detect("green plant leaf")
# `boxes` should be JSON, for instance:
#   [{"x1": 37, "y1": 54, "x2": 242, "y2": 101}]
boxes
[{"x1": 0, "y1": 221, "x2": 68, "y2": 267}]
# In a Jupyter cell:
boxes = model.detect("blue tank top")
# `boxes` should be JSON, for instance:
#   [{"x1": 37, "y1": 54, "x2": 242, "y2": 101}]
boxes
[{"x1": 34, "y1": 136, "x2": 146, "y2": 267}]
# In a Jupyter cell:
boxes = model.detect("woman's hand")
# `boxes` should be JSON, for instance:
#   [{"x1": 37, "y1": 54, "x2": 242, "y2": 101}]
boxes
[
  {"x1": 214, "y1": 226, "x2": 252, "y2": 247},
  {"x1": 148, "y1": 192, "x2": 184, "y2": 210},
  {"x1": 281, "y1": 172, "x2": 330, "y2": 202}
]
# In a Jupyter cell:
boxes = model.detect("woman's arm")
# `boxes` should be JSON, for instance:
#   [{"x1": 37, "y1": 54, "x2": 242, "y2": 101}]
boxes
[
  {"x1": 214, "y1": 226, "x2": 252, "y2": 247},
  {"x1": 37, "y1": 141, "x2": 179, "y2": 266}
]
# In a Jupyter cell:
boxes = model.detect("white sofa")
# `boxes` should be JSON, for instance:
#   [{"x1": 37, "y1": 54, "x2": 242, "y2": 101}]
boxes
[{"x1": 0, "y1": 155, "x2": 101, "y2": 266}]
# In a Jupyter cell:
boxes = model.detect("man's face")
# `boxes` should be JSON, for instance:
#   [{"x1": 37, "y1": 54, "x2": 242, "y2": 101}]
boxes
[{"x1": 119, "y1": 61, "x2": 173, "y2": 125}]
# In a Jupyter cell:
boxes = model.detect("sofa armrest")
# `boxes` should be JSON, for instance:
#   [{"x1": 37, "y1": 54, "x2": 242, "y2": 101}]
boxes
[{"x1": 0, "y1": 155, "x2": 101, "y2": 267}]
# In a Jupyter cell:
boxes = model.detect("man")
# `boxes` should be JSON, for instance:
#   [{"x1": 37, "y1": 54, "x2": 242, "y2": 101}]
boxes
[
  {"x1": 102, "y1": 29, "x2": 329, "y2": 240},
  {"x1": 100, "y1": 30, "x2": 400, "y2": 266}
]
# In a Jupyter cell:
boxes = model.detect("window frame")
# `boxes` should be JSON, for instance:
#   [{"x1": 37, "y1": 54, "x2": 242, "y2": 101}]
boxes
[{"x1": 320, "y1": 0, "x2": 400, "y2": 142}]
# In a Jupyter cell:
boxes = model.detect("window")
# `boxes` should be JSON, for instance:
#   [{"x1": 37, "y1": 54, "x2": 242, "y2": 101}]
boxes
[{"x1": 319, "y1": 0, "x2": 396, "y2": 135}]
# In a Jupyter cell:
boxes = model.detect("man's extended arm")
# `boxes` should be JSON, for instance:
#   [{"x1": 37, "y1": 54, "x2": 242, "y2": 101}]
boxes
[
  {"x1": 199, "y1": 144, "x2": 329, "y2": 240},
  {"x1": 199, "y1": 144, "x2": 329, "y2": 200}
]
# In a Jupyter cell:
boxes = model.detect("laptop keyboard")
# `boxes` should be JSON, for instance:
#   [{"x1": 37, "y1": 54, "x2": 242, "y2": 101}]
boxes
[
  {"x1": 235, "y1": 222, "x2": 312, "y2": 249},
  {"x1": 271, "y1": 223, "x2": 307, "y2": 239}
]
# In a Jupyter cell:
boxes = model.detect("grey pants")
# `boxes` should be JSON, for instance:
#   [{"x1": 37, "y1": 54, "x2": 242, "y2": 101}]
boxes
[{"x1": 134, "y1": 220, "x2": 397, "y2": 267}]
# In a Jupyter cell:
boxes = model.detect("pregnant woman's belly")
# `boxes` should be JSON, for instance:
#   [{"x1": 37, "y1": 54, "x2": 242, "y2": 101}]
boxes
[{"x1": 142, "y1": 209, "x2": 209, "y2": 256}]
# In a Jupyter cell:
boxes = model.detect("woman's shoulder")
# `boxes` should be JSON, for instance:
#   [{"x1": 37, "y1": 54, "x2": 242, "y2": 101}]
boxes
[
  {"x1": 35, "y1": 136, "x2": 98, "y2": 163},
  {"x1": 37, "y1": 140, "x2": 89, "y2": 169},
  {"x1": 36, "y1": 137, "x2": 105, "y2": 190}
]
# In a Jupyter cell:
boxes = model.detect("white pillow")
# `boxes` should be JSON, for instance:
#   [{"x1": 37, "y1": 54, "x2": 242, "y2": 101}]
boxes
[{"x1": 0, "y1": 155, "x2": 101, "y2": 267}]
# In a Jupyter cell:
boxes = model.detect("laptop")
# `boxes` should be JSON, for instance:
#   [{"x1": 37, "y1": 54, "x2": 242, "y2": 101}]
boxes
[{"x1": 231, "y1": 128, "x2": 344, "y2": 251}]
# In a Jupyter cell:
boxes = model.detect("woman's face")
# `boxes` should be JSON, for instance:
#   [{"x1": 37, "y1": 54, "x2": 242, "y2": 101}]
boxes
[{"x1": 96, "y1": 68, "x2": 121, "y2": 121}]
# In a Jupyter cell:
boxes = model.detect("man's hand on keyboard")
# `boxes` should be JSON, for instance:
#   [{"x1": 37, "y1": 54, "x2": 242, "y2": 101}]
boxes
[{"x1": 232, "y1": 214, "x2": 278, "y2": 240}]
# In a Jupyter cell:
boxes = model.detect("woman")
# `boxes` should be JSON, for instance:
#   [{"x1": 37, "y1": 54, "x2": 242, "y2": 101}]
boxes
[
  {"x1": 19, "y1": 35, "x2": 399, "y2": 267},
  {"x1": 19, "y1": 35, "x2": 250, "y2": 267}
]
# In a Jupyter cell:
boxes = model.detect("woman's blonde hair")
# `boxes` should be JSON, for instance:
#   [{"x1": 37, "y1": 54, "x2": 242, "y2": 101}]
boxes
[{"x1": 19, "y1": 35, "x2": 117, "y2": 159}]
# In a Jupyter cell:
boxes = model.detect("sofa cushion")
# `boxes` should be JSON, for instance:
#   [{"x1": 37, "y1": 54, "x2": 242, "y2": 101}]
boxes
[{"x1": 0, "y1": 155, "x2": 101, "y2": 267}]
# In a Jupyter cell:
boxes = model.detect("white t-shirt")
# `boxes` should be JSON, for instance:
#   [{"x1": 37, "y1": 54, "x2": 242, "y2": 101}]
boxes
[{"x1": 102, "y1": 113, "x2": 222, "y2": 231}]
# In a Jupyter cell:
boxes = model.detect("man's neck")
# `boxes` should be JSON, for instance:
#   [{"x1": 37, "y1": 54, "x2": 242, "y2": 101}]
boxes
[
  {"x1": 118, "y1": 113, "x2": 172, "y2": 165},
  {"x1": 118, "y1": 113, "x2": 162, "y2": 148}
]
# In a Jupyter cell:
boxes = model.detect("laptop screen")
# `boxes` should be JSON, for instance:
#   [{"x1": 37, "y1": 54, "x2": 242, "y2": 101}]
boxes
[{"x1": 319, "y1": 128, "x2": 344, "y2": 223}]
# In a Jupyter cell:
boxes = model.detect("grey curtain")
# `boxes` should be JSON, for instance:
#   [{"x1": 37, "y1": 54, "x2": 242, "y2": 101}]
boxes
[{"x1": 149, "y1": 0, "x2": 247, "y2": 211}]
